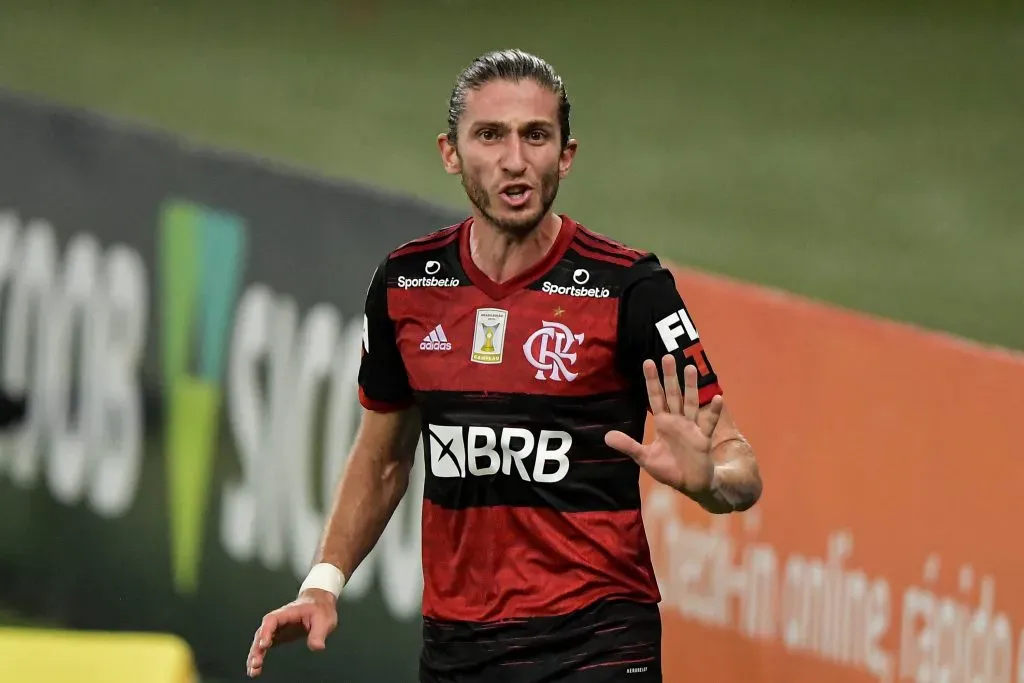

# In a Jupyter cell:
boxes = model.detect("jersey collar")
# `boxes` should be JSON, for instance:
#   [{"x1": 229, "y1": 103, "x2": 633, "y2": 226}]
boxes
[{"x1": 458, "y1": 214, "x2": 578, "y2": 301}]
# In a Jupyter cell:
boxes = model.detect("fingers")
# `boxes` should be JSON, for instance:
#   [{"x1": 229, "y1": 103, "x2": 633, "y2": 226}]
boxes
[
  {"x1": 247, "y1": 614, "x2": 278, "y2": 677},
  {"x1": 643, "y1": 359, "x2": 667, "y2": 414},
  {"x1": 648, "y1": 355, "x2": 698, "y2": 420},
  {"x1": 698, "y1": 394, "x2": 725, "y2": 438},
  {"x1": 248, "y1": 602, "x2": 337, "y2": 676},
  {"x1": 681, "y1": 363, "x2": 700, "y2": 421},
  {"x1": 605, "y1": 430, "x2": 646, "y2": 463},
  {"x1": 661, "y1": 355, "x2": 683, "y2": 415}
]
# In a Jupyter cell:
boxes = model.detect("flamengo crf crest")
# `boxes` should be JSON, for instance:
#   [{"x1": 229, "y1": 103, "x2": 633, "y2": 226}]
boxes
[{"x1": 524, "y1": 321, "x2": 584, "y2": 382}]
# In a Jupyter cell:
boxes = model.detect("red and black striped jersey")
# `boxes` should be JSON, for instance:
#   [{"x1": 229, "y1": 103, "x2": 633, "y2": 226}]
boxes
[{"x1": 357, "y1": 215, "x2": 722, "y2": 679}]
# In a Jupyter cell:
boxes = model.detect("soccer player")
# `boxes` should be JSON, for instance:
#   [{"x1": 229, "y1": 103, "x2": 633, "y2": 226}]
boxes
[{"x1": 246, "y1": 48, "x2": 762, "y2": 682}]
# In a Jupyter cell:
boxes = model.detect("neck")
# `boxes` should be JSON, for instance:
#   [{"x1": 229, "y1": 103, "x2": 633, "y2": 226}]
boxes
[{"x1": 468, "y1": 212, "x2": 562, "y2": 283}]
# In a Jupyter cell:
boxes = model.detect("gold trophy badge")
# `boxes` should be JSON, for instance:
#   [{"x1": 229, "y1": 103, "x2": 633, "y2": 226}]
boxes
[
  {"x1": 479, "y1": 322, "x2": 498, "y2": 353},
  {"x1": 471, "y1": 308, "x2": 507, "y2": 363}
]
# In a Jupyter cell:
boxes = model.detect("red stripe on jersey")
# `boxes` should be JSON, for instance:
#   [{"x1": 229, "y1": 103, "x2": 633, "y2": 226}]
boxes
[
  {"x1": 389, "y1": 288, "x2": 628, "y2": 397},
  {"x1": 421, "y1": 502, "x2": 660, "y2": 622},
  {"x1": 391, "y1": 229, "x2": 460, "y2": 258},
  {"x1": 570, "y1": 241, "x2": 636, "y2": 267},
  {"x1": 358, "y1": 386, "x2": 412, "y2": 412},
  {"x1": 574, "y1": 228, "x2": 645, "y2": 260},
  {"x1": 700, "y1": 381, "x2": 723, "y2": 405}
]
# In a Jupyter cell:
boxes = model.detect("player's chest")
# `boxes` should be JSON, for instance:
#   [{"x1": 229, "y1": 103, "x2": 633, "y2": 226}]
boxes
[{"x1": 389, "y1": 288, "x2": 621, "y2": 395}]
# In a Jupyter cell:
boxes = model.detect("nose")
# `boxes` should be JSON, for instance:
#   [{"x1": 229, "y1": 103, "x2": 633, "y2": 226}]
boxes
[{"x1": 500, "y1": 137, "x2": 527, "y2": 176}]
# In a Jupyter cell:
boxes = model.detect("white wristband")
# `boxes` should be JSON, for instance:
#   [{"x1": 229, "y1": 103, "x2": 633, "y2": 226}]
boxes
[{"x1": 298, "y1": 563, "x2": 346, "y2": 598}]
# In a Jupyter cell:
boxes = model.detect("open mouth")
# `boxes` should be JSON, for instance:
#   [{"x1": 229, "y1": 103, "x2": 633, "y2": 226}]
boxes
[{"x1": 499, "y1": 185, "x2": 532, "y2": 208}]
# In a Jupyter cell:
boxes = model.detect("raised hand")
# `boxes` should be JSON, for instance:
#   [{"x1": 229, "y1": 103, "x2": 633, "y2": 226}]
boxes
[
  {"x1": 605, "y1": 354, "x2": 724, "y2": 496},
  {"x1": 246, "y1": 589, "x2": 338, "y2": 677}
]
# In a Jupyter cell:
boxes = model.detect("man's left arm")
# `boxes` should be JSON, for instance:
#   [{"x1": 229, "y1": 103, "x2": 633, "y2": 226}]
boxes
[{"x1": 617, "y1": 257, "x2": 762, "y2": 514}]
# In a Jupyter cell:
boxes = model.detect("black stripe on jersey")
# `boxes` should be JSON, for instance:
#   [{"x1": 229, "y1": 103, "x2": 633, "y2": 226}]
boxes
[
  {"x1": 420, "y1": 598, "x2": 662, "y2": 683},
  {"x1": 423, "y1": 443, "x2": 641, "y2": 512},
  {"x1": 415, "y1": 390, "x2": 647, "y2": 513},
  {"x1": 391, "y1": 225, "x2": 461, "y2": 258},
  {"x1": 523, "y1": 256, "x2": 624, "y2": 295},
  {"x1": 575, "y1": 226, "x2": 647, "y2": 259},
  {"x1": 569, "y1": 239, "x2": 637, "y2": 268},
  {"x1": 396, "y1": 224, "x2": 460, "y2": 249},
  {"x1": 415, "y1": 390, "x2": 644, "y2": 440}
]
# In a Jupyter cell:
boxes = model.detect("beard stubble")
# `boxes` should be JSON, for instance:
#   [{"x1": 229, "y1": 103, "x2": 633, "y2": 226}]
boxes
[{"x1": 461, "y1": 165, "x2": 561, "y2": 239}]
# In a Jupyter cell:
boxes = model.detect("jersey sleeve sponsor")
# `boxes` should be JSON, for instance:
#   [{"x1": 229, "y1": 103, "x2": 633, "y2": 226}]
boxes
[
  {"x1": 616, "y1": 255, "x2": 723, "y2": 408},
  {"x1": 357, "y1": 258, "x2": 414, "y2": 412}
]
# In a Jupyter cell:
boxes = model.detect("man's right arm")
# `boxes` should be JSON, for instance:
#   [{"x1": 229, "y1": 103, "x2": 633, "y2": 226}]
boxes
[
  {"x1": 305, "y1": 257, "x2": 418, "y2": 591},
  {"x1": 248, "y1": 257, "x2": 417, "y2": 676},
  {"x1": 310, "y1": 405, "x2": 420, "y2": 584},
  {"x1": 249, "y1": 408, "x2": 419, "y2": 676}
]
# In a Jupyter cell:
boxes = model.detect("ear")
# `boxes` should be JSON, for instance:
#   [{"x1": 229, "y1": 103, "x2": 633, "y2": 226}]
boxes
[
  {"x1": 558, "y1": 138, "x2": 578, "y2": 179},
  {"x1": 438, "y1": 133, "x2": 461, "y2": 175}
]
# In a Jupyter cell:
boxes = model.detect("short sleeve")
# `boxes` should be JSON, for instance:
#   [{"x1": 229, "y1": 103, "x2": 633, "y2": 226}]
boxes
[
  {"x1": 357, "y1": 259, "x2": 414, "y2": 412},
  {"x1": 617, "y1": 255, "x2": 723, "y2": 410}
]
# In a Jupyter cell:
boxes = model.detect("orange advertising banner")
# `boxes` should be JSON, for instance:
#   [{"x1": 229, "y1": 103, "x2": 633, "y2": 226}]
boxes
[{"x1": 647, "y1": 266, "x2": 1024, "y2": 683}]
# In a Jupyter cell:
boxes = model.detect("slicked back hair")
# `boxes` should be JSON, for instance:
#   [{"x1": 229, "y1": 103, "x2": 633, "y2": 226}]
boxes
[{"x1": 447, "y1": 49, "x2": 572, "y2": 150}]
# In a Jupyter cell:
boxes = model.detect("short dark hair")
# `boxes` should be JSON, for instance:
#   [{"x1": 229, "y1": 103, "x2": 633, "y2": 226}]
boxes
[{"x1": 447, "y1": 49, "x2": 572, "y2": 149}]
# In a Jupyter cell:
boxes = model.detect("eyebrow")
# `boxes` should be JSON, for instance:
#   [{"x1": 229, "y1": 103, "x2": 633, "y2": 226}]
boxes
[{"x1": 471, "y1": 119, "x2": 556, "y2": 132}]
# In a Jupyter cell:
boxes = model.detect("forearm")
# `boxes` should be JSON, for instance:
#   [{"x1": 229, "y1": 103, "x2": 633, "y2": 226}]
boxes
[
  {"x1": 694, "y1": 438, "x2": 762, "y2": 514},
  {"x1": 314, "y1": 443, "x2": 414, "y2": 580}
]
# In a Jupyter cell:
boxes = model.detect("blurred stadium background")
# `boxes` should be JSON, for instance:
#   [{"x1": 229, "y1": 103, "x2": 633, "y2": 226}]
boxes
[{"x1": 0, "y1": 1, "x2": 1021, "y2": 682}]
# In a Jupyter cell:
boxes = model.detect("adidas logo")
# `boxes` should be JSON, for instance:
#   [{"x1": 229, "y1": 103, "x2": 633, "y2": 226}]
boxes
[{"x1": 419, "y1": 324, "x2": 452, "y2": 351}]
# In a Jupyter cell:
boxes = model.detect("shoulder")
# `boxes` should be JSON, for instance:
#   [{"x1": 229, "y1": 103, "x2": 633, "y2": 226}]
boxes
[
  {"x1": 389, "y1": 222, "x2": 464, "y2": 260},
  {"x1": 535, "y1": 218, "x2": 674, "y2": 301},
  {"x1": 567, "y1": 221, "x2": 651, "y2": 269},
  {"x1": 565, "y1": 220, "x2": 674, "y2": 289},
  {"x1": 376, "y1": 220, "x2": 466, "y2": 286}
]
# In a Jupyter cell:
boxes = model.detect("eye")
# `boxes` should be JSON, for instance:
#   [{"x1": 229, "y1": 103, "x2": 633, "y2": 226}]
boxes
[
  {"x1": 527, "y1": 129, "x2": 548, "y2": 142},
  {"x1": 478, "y1": 129, "x2": 499, "y2": 141}
]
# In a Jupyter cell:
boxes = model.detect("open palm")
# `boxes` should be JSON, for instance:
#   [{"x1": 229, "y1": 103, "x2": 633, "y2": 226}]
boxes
[{"x1": 605, "y1": 355, "x2": 723, "y2": 496}]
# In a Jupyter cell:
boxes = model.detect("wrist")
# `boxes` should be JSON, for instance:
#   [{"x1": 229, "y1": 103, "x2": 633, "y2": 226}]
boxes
[
  {"x1": 685, "y1": 461, "x2": 718, "y2": 496},
  {"x1": 689, "y1": 465, "x2": 734, "y2": 514},
  {"x1": 298, "y1": 562, "x2": 347, "y2": 600}
]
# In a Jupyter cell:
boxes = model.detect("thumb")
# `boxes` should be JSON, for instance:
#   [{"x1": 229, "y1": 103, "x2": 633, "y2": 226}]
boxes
[
  {"x1": 604, "y1": 430, "x2": 645, "y2": 462},
  {"x1": 306, "y1": 612, "x2": 332, "y2": 651}
]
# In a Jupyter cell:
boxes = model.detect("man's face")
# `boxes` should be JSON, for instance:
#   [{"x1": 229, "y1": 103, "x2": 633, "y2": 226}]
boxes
[{"x1": 439, "y1": 79, "x2": 577, "y2": 238}]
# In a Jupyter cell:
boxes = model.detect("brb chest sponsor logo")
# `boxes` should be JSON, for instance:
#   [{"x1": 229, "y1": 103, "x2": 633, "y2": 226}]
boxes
[
  {"x1": 397, "y1": 259, "x2": 459, "y2": 289},
  {"x1": 428, "y1": 424, "x2": 571, "y2": 483},
  {"x1": 541, "y1": 268, "x2": 610, "y2": 298}
]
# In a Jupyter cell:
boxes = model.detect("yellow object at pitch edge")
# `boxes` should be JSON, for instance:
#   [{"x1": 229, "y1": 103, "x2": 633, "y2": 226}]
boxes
[{"x1": 0, "y1": 627, "x2": 197, "y2": 683}]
